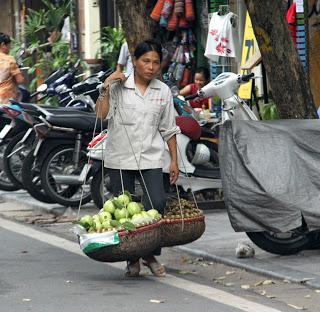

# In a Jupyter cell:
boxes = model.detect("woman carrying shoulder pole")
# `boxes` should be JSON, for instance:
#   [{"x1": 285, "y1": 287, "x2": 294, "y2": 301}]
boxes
[{"x1": 96, "y1": 39, "x2": 180, "y2": 277}]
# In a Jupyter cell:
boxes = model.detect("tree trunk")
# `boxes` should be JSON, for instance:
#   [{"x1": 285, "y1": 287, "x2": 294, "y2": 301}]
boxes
[
  {"x1": 115, "y1": 0, "x2": 157, "y2": 54},
  {"x1": 244, "y1": 0, "x2": 317, "y2": 119}
]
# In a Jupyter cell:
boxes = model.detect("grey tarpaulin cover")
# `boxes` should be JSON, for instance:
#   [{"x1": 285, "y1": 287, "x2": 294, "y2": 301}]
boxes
[{"x1": 219, "y1": 119, "x2": 320, "y2": 233}]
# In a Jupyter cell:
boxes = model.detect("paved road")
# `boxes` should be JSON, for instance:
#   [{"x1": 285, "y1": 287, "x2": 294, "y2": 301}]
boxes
[
  {"x1": 2, "y1": 189, "x2": 320, "y2": 288},
  {"x1": 0, "y1": 217, "x2": 287, "y2": 312},
  {"x1": 1, "y1": 190, "x2": 320, "y2": 311}
]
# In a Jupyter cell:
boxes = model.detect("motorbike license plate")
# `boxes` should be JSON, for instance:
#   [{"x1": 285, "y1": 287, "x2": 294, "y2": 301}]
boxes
[{"x1": 0, "y1": 124, "x2": 12, "y2": 139}]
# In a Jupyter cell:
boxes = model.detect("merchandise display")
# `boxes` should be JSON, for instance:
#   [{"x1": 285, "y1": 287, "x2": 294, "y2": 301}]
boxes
[{"x1": 74, "y1": 193, "x2": 205, "y2": 262}]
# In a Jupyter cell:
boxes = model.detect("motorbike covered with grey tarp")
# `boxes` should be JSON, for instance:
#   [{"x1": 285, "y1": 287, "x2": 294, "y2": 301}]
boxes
[{"x1": 219, "y1": 119, "x2": 320, "y2": 236}]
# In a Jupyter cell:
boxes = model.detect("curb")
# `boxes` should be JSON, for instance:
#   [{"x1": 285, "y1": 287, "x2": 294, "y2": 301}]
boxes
[{"x1": 174, "y1": 245, "x2": 320, "y2": 290}]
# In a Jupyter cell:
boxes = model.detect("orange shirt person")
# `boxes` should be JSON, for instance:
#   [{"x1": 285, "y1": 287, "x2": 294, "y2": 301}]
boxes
[
  {"x1": 179, "y1": 67, "x2": 212, "y2": 110},
  {"x1": 0, "y1": 33, "x2": 24, "y2": 104}
]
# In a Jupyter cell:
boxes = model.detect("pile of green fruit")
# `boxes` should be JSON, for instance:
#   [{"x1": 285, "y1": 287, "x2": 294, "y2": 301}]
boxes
[
  {"x1": 77, "y1": 192, "x2": 162, "y2": 233},
  {"x1": 164, "y1": 198, "x2": 203, "y2": 221}
]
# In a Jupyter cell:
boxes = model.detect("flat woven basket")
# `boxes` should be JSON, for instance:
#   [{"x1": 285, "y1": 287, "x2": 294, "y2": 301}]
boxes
[
  {"x1": 84, "y1": 222, "x2": 162, "y2": 262},
  {"x1": 161, "y1": 216, "x2": 205, "y2": 247}
]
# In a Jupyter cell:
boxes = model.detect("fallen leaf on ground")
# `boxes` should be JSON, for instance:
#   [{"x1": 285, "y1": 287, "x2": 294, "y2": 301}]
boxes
[
  {"x1": 225, "y1": 283, "x2": 234, "y2": 287},
  {"x1": 180, "y1": 256, "x2": 189, "y2": 263},
  {"x1": 150, "y1": 299, "x2": 165, "y2": 304},
  {"x1": 283, "y1": 279, "x2": 291, "y2": 284},
  {"x1": 304, "y1": 295, "x2": 311, "y2": 298},
  {"x1": 216, "y1": 276, "x2": 226, "y2": 280},
  {"x1": 178, "y1": 270, "x2": 197, "y2": 275},
  {"x1": 254, "y1": 280, "x2": 264, "y2": 287},
  {"x1": 241, "y1": 284, "x2": 250, "y2": 289},
  {"x1": 262, "y1": 280, "x2": 275, "y2": 285},
  {"x1": 300, "y1": 277, "x2": 315, "y2": 283},
  {"x1": 259, "y1": 290, "x2": 266, "y2": 296},
  {"x1": 225, "y1": 270, "x2": 235, "y2": 275},
  {"x1": 266, "y1": 294, "x2": 276, "y2": 299},
  {"x1": 287, "y1": 304, "x2": 306, "y2": 310},
  {"x1": 22, "y1": 299, "x2": 31, "y2": 302}
]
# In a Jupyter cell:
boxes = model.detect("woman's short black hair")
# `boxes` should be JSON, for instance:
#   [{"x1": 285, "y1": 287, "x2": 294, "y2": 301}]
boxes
[
  {"x1": 0, "y1": 33, "x2": 11, "y2": 45},
  {"x1": 134, "y1": 39, "x2": 163, "y2": 62},
  {"x1": 195, "y1": 67, "x2": 210, "y2": 81}
]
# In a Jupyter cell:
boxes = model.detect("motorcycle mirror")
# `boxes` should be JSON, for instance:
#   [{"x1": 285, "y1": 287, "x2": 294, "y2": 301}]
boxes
[{"x1": 36, "y1": 84, "x2": 48, "y2": 93}]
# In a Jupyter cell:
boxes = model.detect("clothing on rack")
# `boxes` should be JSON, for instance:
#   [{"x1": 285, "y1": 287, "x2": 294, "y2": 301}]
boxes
[
  {"x1": 204, "y1": 11, "x2": 240, "y2": 62},
  {"x1": 286, "y1": 2, "x2": 296, "y2": 44}
]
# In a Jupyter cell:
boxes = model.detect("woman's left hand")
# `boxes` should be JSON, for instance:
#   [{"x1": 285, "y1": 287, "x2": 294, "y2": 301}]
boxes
[{"x1": 169, "y1": 161, "x2": 179, "y2": 185}]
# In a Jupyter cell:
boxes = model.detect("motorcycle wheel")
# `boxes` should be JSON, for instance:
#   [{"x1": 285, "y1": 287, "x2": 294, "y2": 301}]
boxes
[
  {"x1": 21, "y1": 151, "x2": 55, "y2": 203},
  {"x1": 40, "y1": 145, "x2": 92, "y2": 207},
  {"x1": 3, "y1": 131, "x2": 30, "y2": 189},
  {"x1": 246, "y1": 228, "x2": 311, "y2": 255},
  {"x1": 0, "y1": 140, "x2": 21, "y2": 191}
]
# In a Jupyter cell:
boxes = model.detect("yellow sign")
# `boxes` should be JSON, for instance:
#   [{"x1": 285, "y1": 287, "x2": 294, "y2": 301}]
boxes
[{"x1": 238, "y1": 13, "x2": 258, "y2": 99}]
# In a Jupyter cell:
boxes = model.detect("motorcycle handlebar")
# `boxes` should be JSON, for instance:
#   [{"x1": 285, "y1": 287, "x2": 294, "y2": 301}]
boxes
[{"x1": 185, "y1": 93, "x2": 198, "y2": 101}]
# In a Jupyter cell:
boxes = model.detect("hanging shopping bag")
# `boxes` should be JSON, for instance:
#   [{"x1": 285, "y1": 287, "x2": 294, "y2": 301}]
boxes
[
  {"x1": 179, "y1": 16, "x2": 189, "y2": 28},
  {"x1": 161, "y1": 0, "x2": 175, "y2": 18},
  {"x1": 185, "y1": 0, "x2": 195, "y2": 21},
  {"x1": 167, "y1": 12, "x2": 179, "y2": 31},
  {"x1": 174, "y1": 0, "x2": 185, "y2": 17},
  {"x1": 150, "y1": 0, "x2": 165, "y2": 21}
]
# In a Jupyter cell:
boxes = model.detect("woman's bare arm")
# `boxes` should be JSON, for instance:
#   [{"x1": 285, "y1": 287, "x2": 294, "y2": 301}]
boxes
[{"x1": 179, "y1": 84, "x2": 192, "y2": 97}]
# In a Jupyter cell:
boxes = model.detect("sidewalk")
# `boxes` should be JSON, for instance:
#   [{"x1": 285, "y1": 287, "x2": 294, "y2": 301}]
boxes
[{"x1": 2, "y1": 190, "x2": 320, "y2": 289}]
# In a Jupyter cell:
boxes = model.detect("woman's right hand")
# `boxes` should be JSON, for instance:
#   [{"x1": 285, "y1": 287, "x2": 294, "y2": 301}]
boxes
[{"x1": 104, "y1": 71, "x2": 126, "y2": 87}]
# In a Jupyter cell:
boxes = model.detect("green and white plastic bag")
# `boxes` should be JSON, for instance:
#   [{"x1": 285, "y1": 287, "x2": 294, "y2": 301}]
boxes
[{"x1": 73, "y1": 225, "x2": 120, "y2": 254}]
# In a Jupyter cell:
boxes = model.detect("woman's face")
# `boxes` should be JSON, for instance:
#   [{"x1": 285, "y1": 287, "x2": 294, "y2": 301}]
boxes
[
  {"x1": 133, "y1": 51, "x2": 161, "y2": 82},
  {"x1": 0, "y1": 42, "x2": 10, "y2": 54},
  {"x1": 194, "y1": 73, "x2": 207, "y2": 89}
]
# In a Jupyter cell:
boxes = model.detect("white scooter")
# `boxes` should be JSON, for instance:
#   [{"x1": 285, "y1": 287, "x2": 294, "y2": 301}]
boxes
[
  {"x1": 87, "y1": 72, "x2": 257, "y2": 207},
  {"x1": 162, "y1": 72, "x2": 257, "y2": 193}
]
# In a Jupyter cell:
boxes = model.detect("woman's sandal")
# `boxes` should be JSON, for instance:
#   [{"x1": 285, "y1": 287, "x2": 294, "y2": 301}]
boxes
[
  {"x1": 142, "y1": 259, "x2": 166, "y2": 277},
  {"x1": 125, "y1": 260, "x2": 141, "y2": 277}
]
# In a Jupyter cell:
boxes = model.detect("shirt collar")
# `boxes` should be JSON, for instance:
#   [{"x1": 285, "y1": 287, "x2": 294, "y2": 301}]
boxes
[{"x1": 124, "y1": 71, "x2": 161, "y2": 90}]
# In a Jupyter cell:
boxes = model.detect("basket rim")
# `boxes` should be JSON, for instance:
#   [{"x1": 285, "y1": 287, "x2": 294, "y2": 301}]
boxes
[
  {"x1": 118, "y1": 220, "x2": 162, "y2": 237},
  {"x1": 162, "y1": 215, "x2": 205, "y2": 224}
]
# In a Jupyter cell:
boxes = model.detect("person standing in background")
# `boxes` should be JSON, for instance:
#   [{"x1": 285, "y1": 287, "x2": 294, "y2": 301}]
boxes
[
  {"x1": 0, "y1": 33, "x2": 24, "y2": 104},
  {"x1": 116, "y1": 41, "x2": 133, "y2": 77},
  {"x1": 179, "y1": 67, "x2": 211, "y2": 110}
]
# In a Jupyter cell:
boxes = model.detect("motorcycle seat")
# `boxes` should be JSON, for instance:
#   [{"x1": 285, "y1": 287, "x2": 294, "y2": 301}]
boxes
[
  {"x1": 193, "y1": 167, "x2": 221, "y2": 179},
  {"x1": 46, "y1": 112, "x2": 108, "y2": 131},
  {"x1": 176, "y1": 116, "x2": 201, "y2": 140}
]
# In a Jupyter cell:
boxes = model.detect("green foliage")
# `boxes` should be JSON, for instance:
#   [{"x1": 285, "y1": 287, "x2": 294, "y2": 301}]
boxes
[
  {"x1": 42, "y1": 0, "x2": 70, "y2": 32},
  {"x1": 14, "y1": 0, "x2": 74, "y2": 94},
  {"x1": 98, "y1": 26, "x2": 125, "y2": 69},
  {"x1": 261, "y1": 100, "x2": 280, "y2": 120}
]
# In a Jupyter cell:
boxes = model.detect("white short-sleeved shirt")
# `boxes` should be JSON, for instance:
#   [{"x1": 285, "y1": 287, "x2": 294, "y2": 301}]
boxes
[
  {"x1": 104, "y1": 72, "x2": 180, "y2": 170},
  {"x1": 117, "y1": 42, "x2": 133, "y2": 77}
]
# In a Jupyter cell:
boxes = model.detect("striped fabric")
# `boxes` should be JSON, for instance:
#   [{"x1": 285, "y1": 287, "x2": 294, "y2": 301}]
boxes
[{"x1": 295, "y1": 0, "x2": 307, "y2": 69}]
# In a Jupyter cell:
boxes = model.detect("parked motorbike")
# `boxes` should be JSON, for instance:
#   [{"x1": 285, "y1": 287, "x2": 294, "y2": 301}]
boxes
[
  {"x1": 183, "y1": 72, "x2": 314, "y2": 255},
  {"x1": 0, "y1": 68, "x2": 110, "y2": 194}
]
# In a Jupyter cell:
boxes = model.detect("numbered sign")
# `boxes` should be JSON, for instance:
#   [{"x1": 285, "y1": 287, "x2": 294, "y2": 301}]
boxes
[{"x1": 238, "y1": 12, "x2": 258, "y2": 99}]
